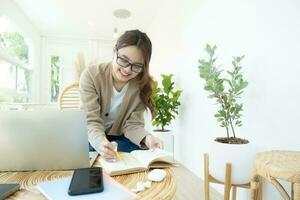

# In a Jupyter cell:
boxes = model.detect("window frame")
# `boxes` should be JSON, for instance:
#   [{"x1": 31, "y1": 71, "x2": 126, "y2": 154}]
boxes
[{"x1": 0, "y1": 48, "x2": 32, "y2": 101}]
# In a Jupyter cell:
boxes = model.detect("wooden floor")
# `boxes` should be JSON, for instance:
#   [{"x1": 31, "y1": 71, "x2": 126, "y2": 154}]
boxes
[{"x1": 172, "y1": 164, "x2": 223, "y2": 200}]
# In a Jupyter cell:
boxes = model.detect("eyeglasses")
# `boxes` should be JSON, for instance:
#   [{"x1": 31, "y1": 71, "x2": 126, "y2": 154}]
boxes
[{"x1": 116, "y1": 53, "x2": 144, "y2": 73}]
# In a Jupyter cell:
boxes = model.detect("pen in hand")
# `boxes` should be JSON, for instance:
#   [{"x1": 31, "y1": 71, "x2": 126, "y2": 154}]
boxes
[
  {"x1": 102, "y1": 137, "x2": 126, "y2": 163},
  {"x1": 115, "y1": 151, "x2": 124, "y2": 161},
  {"x1": 111, "y1": 141, "x2": 126, "y2": 164}
]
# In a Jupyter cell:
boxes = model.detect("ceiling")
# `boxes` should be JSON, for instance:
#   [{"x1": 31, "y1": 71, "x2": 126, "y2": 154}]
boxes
[{"x1": 14, "y1": 0, "x2": 163, "y2": 40}]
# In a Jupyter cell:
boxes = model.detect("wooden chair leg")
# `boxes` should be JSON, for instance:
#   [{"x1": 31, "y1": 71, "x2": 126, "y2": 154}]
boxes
[
  {"x1": 293, "y1": 183, "x2": 300, "y2": 200},
  {"x1": 250, "y1": 177, "x2": 257, "y2": 200},
  {"x1": 291, "y1": 183, "x2": 294, "y2": 199},
  {"x1": 257, "y1": 176, "x2": 263, "y2": 200},
  {"x1": 204, "y1": 153, "x2": 210, "y2": 200},
  {"x1": 250, "y1": 174, "x2": 263, "y2": 200},
  {"x1": 269, "y1": 177, "x2": 290, "y2": 200},
  {"x1": 224, "y1": 163, "x2": 232, "y2": 200},
  {"x1": 231, "y1": 186, "x2": 236, "y2": 200}
]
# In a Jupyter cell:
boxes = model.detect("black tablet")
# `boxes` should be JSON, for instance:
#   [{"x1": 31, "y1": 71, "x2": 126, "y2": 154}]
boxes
[
  {"x1": 0, "y1": 184, "x2": 20, "y2": 200},
  {"x1": 68, "y1": 167, "x2": 104, "y2": 196}
]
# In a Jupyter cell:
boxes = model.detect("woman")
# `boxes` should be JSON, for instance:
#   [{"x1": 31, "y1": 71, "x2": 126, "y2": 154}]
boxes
[{"x1": 80, "y1": 29, "x2": 163, "y2": 162}]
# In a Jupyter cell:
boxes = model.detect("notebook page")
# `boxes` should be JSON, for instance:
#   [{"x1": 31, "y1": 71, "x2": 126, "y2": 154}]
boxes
[
  {"x1": 130, "y1": 149, "x2": 173, "y2": 168},
  {"x1": 100, "y1": 153, "x2": 144, "y2": 174}
]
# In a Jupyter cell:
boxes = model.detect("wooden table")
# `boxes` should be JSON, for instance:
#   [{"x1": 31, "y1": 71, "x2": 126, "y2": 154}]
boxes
[{"x1": 0, "y1": 156, "x2": 222, "y2": 200}]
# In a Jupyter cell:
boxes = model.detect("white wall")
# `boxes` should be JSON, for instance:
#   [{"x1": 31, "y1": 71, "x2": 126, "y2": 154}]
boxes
[
  {"x1": 0, "y1": 0, "x2": 41, "y2": 102},
  {"x1": 147, "y1": 0, "x2": 300, "y2": 199}
]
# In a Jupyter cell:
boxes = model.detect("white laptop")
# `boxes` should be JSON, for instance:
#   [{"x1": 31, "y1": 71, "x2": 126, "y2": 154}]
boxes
[{"x1": 0, "y1": 110, "x2": 96, "y2": 171}]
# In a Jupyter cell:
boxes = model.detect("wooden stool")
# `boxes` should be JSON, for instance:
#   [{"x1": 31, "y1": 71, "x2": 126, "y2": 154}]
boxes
[
  {"x1": 204, "y1": 153, "x2": 251, "y2": 200},
  {"x1": 251, "y1": 150, "x2": 300, "y2": 200}
]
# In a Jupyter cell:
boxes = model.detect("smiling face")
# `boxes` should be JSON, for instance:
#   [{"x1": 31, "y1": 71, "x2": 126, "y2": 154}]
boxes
[{"x1": 112, "y1": 45, "x2": 144, "y2": 84}]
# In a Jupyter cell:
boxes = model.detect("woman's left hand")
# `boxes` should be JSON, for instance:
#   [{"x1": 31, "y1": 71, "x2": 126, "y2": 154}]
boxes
[{"x1": 145, "y1": 135, "x2": 164, "y2": 150}]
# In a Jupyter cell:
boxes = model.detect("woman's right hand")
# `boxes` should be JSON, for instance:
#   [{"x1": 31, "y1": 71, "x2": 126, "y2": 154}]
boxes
[{"x1": 100, "y1": 140, "x2": 116, "y2": 162}]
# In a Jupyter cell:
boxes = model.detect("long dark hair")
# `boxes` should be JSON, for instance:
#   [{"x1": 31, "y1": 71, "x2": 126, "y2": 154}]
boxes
[{"x1": 115, "y1": 29, "x2": 154, "y2": 117}]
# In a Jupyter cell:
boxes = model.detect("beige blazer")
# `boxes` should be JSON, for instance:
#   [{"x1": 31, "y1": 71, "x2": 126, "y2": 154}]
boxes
[{"x1": 79, "y1": 62, "x2": 150, "y2": 153}]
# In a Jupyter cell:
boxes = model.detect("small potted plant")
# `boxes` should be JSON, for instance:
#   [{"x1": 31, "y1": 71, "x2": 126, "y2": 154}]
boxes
[
  {"x1": 198, "y1": 44, "x2": 255, "y2": 184},
  {"x1": 152, "y1": 74, "x2": 182, "y2": 153}
]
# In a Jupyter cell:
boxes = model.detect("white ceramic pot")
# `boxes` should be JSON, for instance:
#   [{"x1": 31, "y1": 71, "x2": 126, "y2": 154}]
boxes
[
  {"x1": 151, "y1": 130, "x2": 174, "y2": 154},
  {"x1": 208, "y1": 140, "x2": 257, "y2": 184}
]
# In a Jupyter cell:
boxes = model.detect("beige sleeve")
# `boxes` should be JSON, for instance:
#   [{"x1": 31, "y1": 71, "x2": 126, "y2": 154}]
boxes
[
  {"x1": 79, "y1": 69, "x2": 105, "y2": 153},
  {"x1": 123, "y1": 103, "x2": 151, "y2": 148}
]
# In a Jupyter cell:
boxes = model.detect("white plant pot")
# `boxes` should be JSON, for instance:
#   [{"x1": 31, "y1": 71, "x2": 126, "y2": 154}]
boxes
[
  {"x1": 151, "y1": 130, "x2": 174, "y2": 154},
  {"x1": 208, "y1": 140, "x2": 257, "y2": 184}
]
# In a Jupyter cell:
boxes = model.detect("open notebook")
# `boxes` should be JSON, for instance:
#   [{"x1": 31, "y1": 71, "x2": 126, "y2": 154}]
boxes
[{"x1": 100, "y1": 149, "x2": 174, "y2": 176}]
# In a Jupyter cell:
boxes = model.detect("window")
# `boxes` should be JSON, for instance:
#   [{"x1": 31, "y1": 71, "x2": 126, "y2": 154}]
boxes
[
  {"x1": 0, "y1": 32, "x2": 28, "y2": 63},
  {"x1": 50, "y1": 55, "x2": 60, "y2": 102},
  {"x1": 0, "y1": 18, "x2": 32, "y2": 104}
]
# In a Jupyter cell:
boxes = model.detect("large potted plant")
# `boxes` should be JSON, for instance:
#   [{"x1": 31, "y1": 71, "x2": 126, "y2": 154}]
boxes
[
  {"x1": 198, "y1": 44, "x2": 255, "y2": 184},
  {"x1": 152, "y1": 74, "x2": 182, "y2": 153}
]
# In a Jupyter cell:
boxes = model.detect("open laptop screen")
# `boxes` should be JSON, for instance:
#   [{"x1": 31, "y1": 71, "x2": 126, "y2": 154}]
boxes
[{"x1": 0, "y1": 110, "x2": 90, "y2": 171}]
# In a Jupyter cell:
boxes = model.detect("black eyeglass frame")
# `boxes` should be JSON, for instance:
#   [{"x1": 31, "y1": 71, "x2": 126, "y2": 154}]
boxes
[{"x1": 116, "y1": 52, "x2": 144, "y2": 73}]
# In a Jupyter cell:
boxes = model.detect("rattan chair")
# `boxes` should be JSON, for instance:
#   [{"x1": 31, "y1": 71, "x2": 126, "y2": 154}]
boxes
[{"x1": 58, "y1": 83, "x2": 80, "y2": 110}]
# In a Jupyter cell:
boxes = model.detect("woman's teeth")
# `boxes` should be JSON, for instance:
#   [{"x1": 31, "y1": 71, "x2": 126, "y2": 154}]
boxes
[{"x1": 120, "y1": 70, "x2": 129, "y2": 76}]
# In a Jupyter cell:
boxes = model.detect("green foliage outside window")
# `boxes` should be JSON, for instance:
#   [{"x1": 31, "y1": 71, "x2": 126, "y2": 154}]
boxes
[
  {"x1": 0, "y1": 96, "x2": 28, "y2": 103},
  {"x1": 0, "y1": 32, "x2": 28, "y2": 63},
  {"x1": 0, "y1": 32, "x2": 30, "y2": 103},
  {"x1": 51, "y1": 56, "x2": 60, "y2": 102}
]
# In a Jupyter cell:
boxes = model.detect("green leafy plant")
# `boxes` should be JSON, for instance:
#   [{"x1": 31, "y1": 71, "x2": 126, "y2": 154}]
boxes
[
  {"x1": 152, "y1": 74, "x2": 182, "y2": 131},
  {"x1": 198, "y1": 44, "x2": 249, "y2": 144}
]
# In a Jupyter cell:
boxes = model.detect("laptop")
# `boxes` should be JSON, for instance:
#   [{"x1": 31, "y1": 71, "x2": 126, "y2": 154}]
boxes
[{"x1": 0, "y1": 110, "x2": 94, "y2": 171}]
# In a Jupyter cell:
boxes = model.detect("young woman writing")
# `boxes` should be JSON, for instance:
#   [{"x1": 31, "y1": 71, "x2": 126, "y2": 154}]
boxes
[{"x1": 80, "y1": 29, "x2": 163, "y2": 162}]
